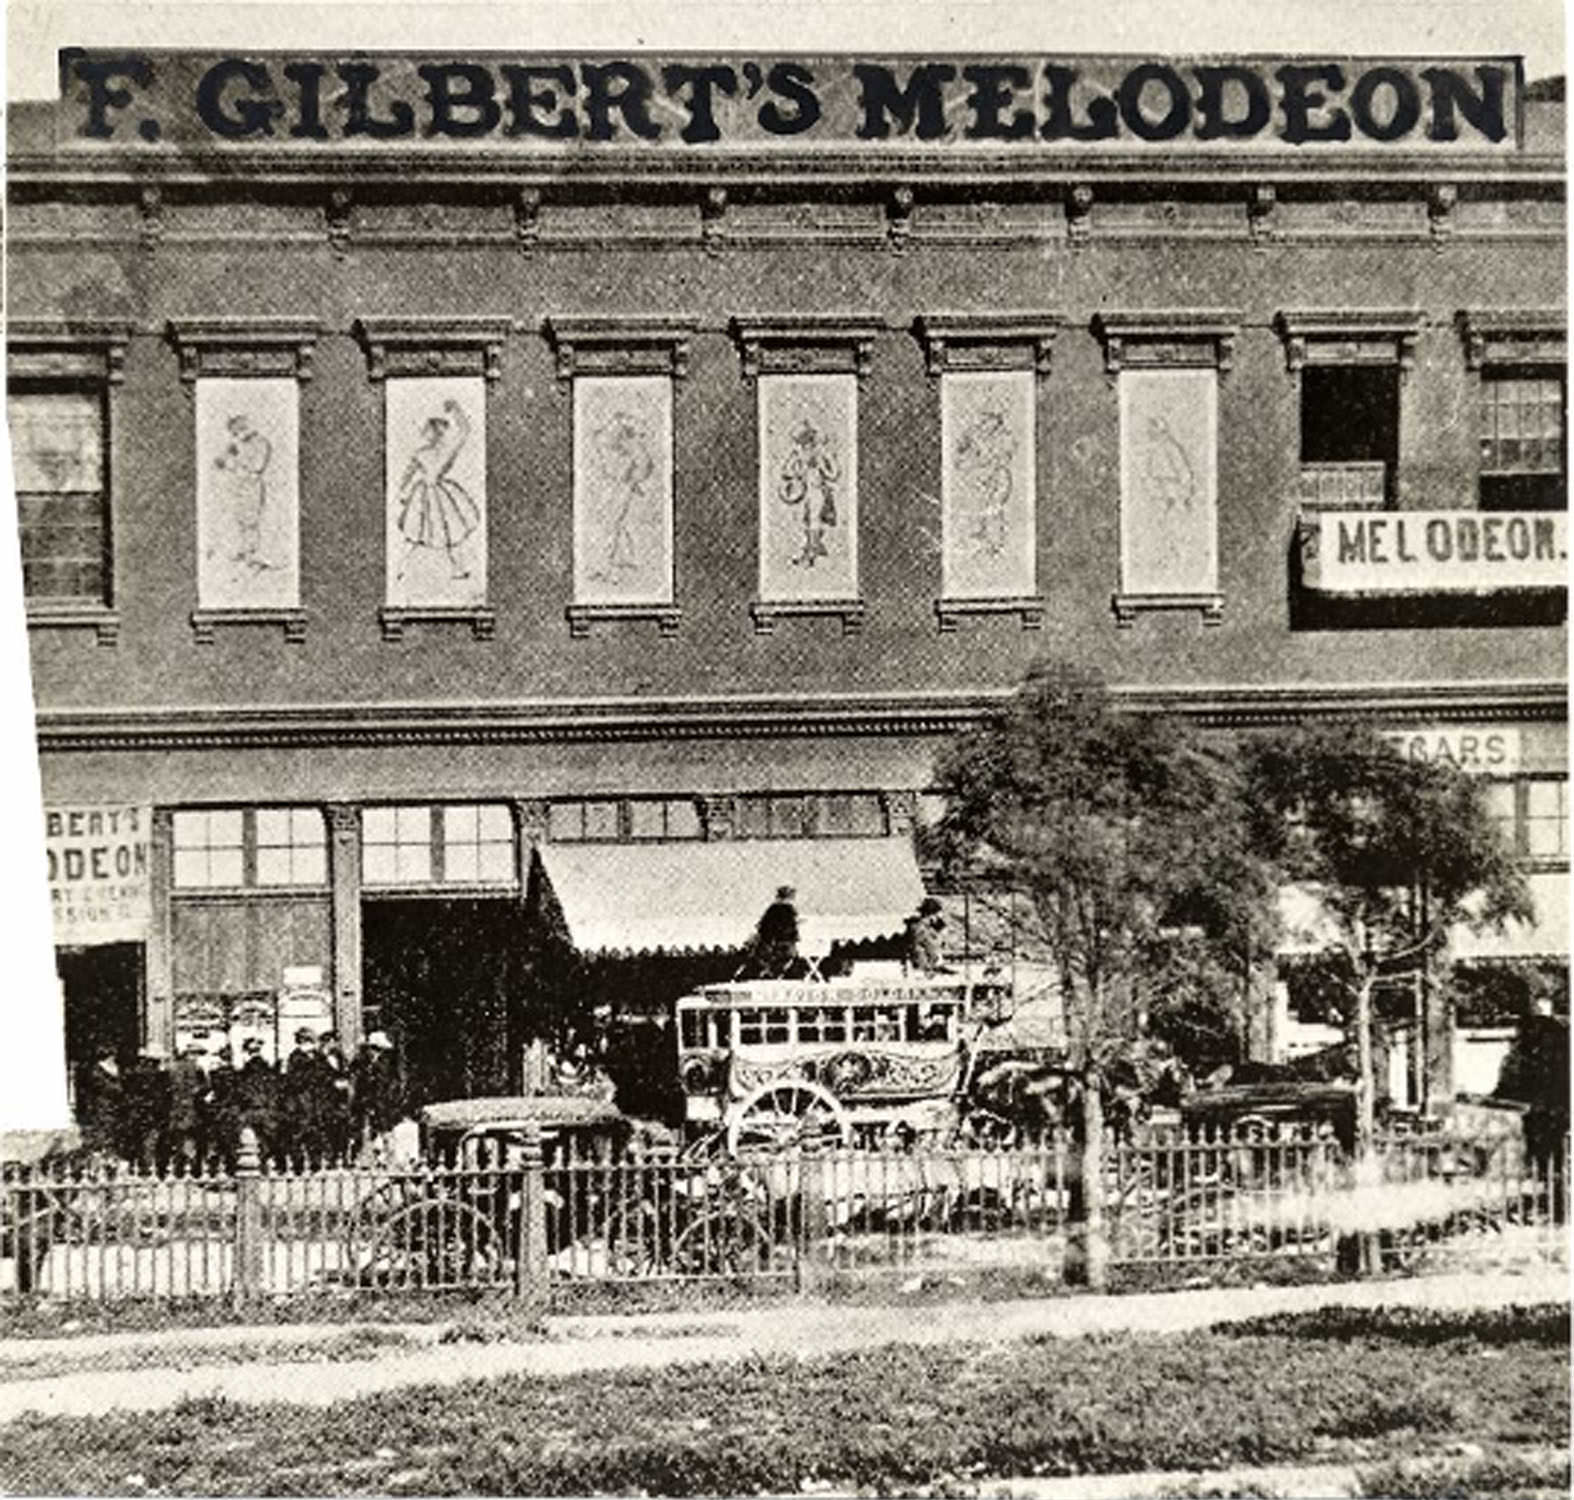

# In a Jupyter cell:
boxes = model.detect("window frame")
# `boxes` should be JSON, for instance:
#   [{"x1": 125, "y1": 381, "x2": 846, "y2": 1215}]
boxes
[
  {"x1": 361, "y1": 802, "x2": 520, "y2": 890},
  {"x1": 170, "y1": 805, "x2": 329, "y2": 892},
  {"x1": 7, "y1": 320, "x2": 131, "y2": 644}
]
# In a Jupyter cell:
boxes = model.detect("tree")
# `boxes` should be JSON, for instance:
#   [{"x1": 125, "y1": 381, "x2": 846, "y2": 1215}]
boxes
[
  {"x1": 1243, "y1": 721, "x2": 1532, "y2": 1161},
  {"x1": 933, "y1": 663, "x2": 1282, "y2": 1284}
]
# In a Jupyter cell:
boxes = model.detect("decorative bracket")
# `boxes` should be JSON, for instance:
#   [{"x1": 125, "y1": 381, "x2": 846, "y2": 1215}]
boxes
[
  {"x1": 913, "y1": 313, "x2": 1061, "y2": 379},
  {"x1": 354, "y1": 317, "x2": 511, "y2": 382},
  {"x1": 326, "y1": 186, "x2": 353, "y2": 256},
  {"x1": 701, "y1": 186, "x2": 728, "y2": 258},
  {"x1": 886, "y1": 185, "x2": 915, "y2": 254},
  {"x1": 514, "y1": 187, "x2": 542, "y2": 253},
  {"x1": 730, "y1": 315, "x2": 883, "y2": 384},
  {"x1": 167, "y1": 319, "x2": 319, "y2": 383},
  {"x1": 542, "y1": 316, "x2": 694, "y2": 383},
  {"x1": 1428, "y1": 183, "x2": 1457, "y2": 246},
  {"x1": 1066, "y1": 184, "x2": 1094, "y2": 248},
  {"x1": 1248, "y1": 184, "x2": 1279, "y2": 247},
  {"x1": 1274, "y1": 309, "x2": 1423, "y2": 379},
  {"x1": 1092, "y1": 310, "x2": 1240, "y2": 381},
  {"x1": 1457, "y1": 308, "x2": 1566, "y2": 370},
  {"x1": 137, "y1": 183, "x2": 163, "y2": 253}
]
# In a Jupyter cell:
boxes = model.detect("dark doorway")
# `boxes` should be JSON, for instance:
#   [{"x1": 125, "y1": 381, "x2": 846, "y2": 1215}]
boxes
[
  {"x1": 361, "y1": 898, "x2": 526, "y2": 1111},
  {"x1": 58, "y1": 942, "x2": 144, "y2": 1071}
]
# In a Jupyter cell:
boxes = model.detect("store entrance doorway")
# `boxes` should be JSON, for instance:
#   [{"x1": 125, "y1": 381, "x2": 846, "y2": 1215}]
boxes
[
  {"x1": 361, "y1": 898, "x2": 526, "y2": 1112},
  {"x1": 57, "y1": 943, "x2": 144, "y2": 1073}
]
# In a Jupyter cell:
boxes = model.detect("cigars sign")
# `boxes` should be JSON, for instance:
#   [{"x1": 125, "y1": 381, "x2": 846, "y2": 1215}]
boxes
[
  {"x1": 46, "y1": 804, "x2": 152, "y2": 946},
  {"x1": 1303, "y1": 510, "x2": 1568, "y2": 596},
  {"x1": 55, "y1": 52, "x2": 1522, "y2": 151}
]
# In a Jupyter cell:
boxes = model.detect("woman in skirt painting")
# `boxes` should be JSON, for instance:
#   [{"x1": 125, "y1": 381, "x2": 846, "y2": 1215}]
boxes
[{"x1": 396, "y1": 398, "x2": 479, "y2": 581}]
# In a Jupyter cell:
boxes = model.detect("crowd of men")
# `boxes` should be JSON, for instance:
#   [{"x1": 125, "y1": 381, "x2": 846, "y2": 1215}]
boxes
[{"x1": 73, "y1": 1028, "x2": 404, "y2": 1174}]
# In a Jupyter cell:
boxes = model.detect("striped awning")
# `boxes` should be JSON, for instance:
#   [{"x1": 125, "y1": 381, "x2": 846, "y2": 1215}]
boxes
[{"x1": 536, "y1": 837, "x2": 925, "y2": 958}]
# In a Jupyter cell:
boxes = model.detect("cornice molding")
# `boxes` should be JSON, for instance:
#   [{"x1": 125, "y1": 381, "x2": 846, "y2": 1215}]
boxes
[
  {"x1": 913, "y1": 313, "x2": 1061, "y2": 378},
  {"x1": 730, "y1": 314, "x2": 885, "y2": 383},
  {"x1": 32, "y1": 680, "x2": 1566, "y2": 752},
  {"x1": 167, "y1": 317, "x2": 320, "y2": 382},
  {"x1": 7, "y1": 319, "x2": 134, "y2": 383},
  {"x1": 1274, "y1": 308, "x2": 1425, "y2": 374},
  {"x1": 352, "y1": 315, "x2": 513, "y2": 381},
  {"x1": 542, "y1": 315, "x2": 696, "y2": 382},
  {"x1": 1457, "y1": 308, "x2": 1568, "y2": 369},
  {"x1": 1091, "y1": 309, "x2": 1241, "y2": 376}
]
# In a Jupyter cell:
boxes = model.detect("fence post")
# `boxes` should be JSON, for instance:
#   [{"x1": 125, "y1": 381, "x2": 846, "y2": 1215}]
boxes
[
  {"x1": 514, "y1": 1123, "x2": 550, "y2": 1314},
  {"x1": 232, "y1": 1127, "x2": 264, "y2": 1307},
  {"x1": 797, "y1": 1151, "x2": 830, "y2": 1297}
]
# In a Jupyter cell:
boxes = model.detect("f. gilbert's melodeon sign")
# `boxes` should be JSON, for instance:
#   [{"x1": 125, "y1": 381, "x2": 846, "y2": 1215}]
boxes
[{"x1": 674, "y1": 974, "x2": 1059, "y2": 1154}]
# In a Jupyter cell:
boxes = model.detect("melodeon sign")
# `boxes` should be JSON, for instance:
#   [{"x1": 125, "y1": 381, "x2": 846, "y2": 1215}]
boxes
[
  {"x1": 55, "y1": 51, "x2": 1524, "y2": 152},
  {"x1": 1303, "y1": 509, "x2": 1568, "y2": 596}
]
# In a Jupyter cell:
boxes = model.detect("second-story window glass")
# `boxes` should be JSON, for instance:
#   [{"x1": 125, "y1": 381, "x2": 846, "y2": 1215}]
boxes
[
  {"x1": 1479, "y1": 370, "x2": 1566, "y2": 512},
  {"x1": 1524, "y1": 779, "x2": 1568, "y2": 859},
  {"x1": 8, "y1": 384, "x2": 109, "y2": 605},
  {"x1": 362, "y1": 806, "x2": 433, "y2": 885},
  {"x1": 628, "y1": 799, "x2": 703, "y2": 840},
  {"x1": 1300, "y1": 366, "x2": 1398, "y2": 509}
]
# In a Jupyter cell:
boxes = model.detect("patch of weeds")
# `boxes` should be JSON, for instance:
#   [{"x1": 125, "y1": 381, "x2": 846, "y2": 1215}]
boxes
[{"x1": 1357, "y1": 1448, "x2": 1571, "y2": 1498}]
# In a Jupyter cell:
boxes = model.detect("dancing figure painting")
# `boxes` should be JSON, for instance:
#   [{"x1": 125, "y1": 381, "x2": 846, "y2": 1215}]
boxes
[
  {"x1": 572, "y1": 375, "x2": 674, "y2": 607},
  {"x1": 759, "y1": 373, "x2": 858, "y2": 602},
  {"x1": 195, "y1": 377, "x2": 300, "y2": 611},
  {"x1": 384, "y1": 376, "x2": 487, "y2": 608},
  {"x1": 940, "y1": 370, "x2": 1036, "y2": 601},
  {"x1": 1118, "y1": 368, "x2": 1218, "y2": 604}
]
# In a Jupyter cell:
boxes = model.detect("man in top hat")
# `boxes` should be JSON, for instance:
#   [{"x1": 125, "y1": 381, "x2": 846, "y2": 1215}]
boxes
[
  {"x1": 752, "y1": 884, "x2": 800, "y2": 979},
  {"x1": 318, "y1": 1030, "x2": 355, "y2": 1165}
]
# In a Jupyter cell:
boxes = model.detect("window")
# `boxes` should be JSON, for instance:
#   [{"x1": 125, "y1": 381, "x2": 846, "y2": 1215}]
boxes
[
  {"x1": 361, "y1": 806, "x2": 433, "y2": 885},
  {"x1": 1524, "y1": 780, "x2": 1568, "y2": 859},
  {"x1": 363, "y1": 803, "x2": 517, "y2": 885},
  {"x1": 795, "y1": 1005, "x2": 849, "y2": 1044},
  {"x1": 737, "y1": 795, "x2": 811, "y2": 840},
  {"x1": 1299, "y1": 366, "x2": 1398, "y2": 508},
  {"x1": 172, "y1": 807, "x2": 327, "y2": 890},
  {"x1": 815, "y1": 794, "x2": 886, "y2": 838},
  {"x1": 548, "y1": 800, "x2": 622, "y2": 842},
  {"x1": 735, "y1": 1008, "x2": 788, "y2": 1045},
  {"x1": 172, "y1": 810, "x2": 245, "y2": 889},
  {"x1": 8, "y1": 385, "x2": 108, "y2": 604},
  {"x1": 628, "y1": 798, "x2": 703, "y2": 840},
  {"x1": 255, "y1": 809, "x2": 328, "y2": 887},
  {"x1": 441, "y1": 805, "x2": 515, "y2": 883},
  {"x1": 1483, "y1": 780, "x2": 1519, "y2": 846},
  {"x1": 1479, "y1": 370, "x2": 1566, "y2": 512}
]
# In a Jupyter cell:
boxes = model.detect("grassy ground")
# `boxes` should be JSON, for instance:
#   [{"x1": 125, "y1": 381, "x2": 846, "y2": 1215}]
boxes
[{"x1": 0, "y1": 1303, "x2": 1565, "y2": 1496}]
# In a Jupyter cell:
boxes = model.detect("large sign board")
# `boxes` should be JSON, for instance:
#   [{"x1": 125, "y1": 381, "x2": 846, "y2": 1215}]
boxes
[
  {"x1": 54, "y1": 53, "x2": 1524, "y2": 153},
  {"x1": 45, "y1": 804, "x2": 152, "y2": 946},
  {"x1": 1303, "y1": 510, "x2": 1567, "y2": 595}
]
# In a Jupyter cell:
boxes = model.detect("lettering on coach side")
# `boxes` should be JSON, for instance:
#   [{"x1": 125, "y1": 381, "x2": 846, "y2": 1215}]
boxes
[{"x1": 56, "y1": 51, "x2": 1521, "y2": 149}]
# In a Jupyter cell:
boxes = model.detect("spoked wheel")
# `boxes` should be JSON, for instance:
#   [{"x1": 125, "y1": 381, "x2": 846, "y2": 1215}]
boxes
[
  {"x1": 355, "y1": 1200, "x2": 502, "y2": 1288},
  {"x1": 670, "y1": 1203, "x2": 775, "y2": 1276},
  {"x1": 726, "y1": 1079, "x2": 853, "y2": 1156}
]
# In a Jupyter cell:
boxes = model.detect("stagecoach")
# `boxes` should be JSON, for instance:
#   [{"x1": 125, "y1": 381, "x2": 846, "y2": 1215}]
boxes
[{"x1": 674, "y1": 971, "x2": 1047, "y2": 1153}]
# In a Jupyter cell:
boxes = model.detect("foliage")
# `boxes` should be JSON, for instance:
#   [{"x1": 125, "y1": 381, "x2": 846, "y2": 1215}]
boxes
[
  {"x1": 933, "y1": 662, "x2": 1281, "y2": 1081},
  {"x1": 1245, "y1": 721, "x2": 1531, "y2": 977},
  {"x1": 1, "y1": 1304, "x2": 1565, "y2": 1495}
]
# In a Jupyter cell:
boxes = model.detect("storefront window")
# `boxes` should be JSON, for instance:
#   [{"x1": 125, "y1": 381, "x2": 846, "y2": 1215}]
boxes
[
  {"x1": 1525, "y1": 779, "x2": 1568, "y2": 859},
  {"x1": 172, "y1": 810, "x2": 245, "y2": 888},
  {"x1": 255, "y1": 808, "x2": 327, "y2": 887},
  {"x1": 815, "y1": 793, "x2": 886, "y2": 837},
  {"x1": 441, "y1": 804, "x2": 515, "y2": 882},
  {"x1": 628, "y1": 798, "x2": 702, "y2": 840},
  {"x1": 362, "y1": 805, "x2": 433, "y2": 885},
  {"x1": 548, "y1": 799, "x2": 621, "y2": 841}
]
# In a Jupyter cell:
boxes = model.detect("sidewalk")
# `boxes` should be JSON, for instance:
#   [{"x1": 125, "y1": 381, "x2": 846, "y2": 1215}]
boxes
[{"x1": 0, "y1": 1265, "x2": 1566, "y2": 1424}]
